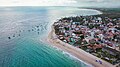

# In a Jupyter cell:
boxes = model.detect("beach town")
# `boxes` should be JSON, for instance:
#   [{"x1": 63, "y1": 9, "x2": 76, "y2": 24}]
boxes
[
  {"x1": 0, "y1": 0, "x2": 120, "y2": 67},
  {"x1": 53, "y1": 15, "x2": 120, "y2": 66}
]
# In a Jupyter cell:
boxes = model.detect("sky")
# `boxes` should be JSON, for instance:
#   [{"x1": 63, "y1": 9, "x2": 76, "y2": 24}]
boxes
[{"x1": 0, "y1": 0, "x2": 120, "y2": 8}]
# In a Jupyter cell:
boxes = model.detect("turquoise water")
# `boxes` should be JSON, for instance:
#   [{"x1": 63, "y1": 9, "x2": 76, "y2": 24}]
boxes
[{"x1": 0, "y1": 7, "x2": 102, "y2": 67}]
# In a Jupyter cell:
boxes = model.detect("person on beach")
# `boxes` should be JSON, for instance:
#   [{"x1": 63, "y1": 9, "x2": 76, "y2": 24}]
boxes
[
  {"x1": 95, "y1": 60, "x2": 102, "y2": 64},
  {"x1": 99, "y1": 60, "x2": 102, "y2": 64},
  {"x1": 96, "y1": 59, "x2": 98, "y2": 62}
]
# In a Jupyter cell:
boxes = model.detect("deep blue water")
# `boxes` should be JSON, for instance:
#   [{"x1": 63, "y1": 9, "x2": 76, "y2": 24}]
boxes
[{"x1": 0, "y1": 7, "x2": 102, "y2": 67}]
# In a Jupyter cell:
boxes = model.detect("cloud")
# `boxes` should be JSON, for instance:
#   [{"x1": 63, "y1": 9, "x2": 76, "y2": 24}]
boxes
[
  {"x1": 0, "y1": 0, "x2": 119, "y2": 8},
  {"x1": 75, "y1": 0, "x2": 120, "y2": 8},
  {"x1": 0, "y1": 0, "x2": 77, "y2": 6},
  {"x1": 77, "y1": 0, "x2": 120, "y2": 2}
]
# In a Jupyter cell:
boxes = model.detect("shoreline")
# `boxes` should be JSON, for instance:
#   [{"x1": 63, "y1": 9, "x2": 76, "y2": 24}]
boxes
[
  {"x1": 47, "y1": 26, "x2": 114, "y2": 67},
  {"x1": 50, "y1": 44, "x2": 93, "y2": 67}
]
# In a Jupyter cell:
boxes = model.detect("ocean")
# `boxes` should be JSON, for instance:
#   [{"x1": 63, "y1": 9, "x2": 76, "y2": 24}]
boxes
[{"x1": 0, "y1": 7, "x2": 102, "y2": 67}]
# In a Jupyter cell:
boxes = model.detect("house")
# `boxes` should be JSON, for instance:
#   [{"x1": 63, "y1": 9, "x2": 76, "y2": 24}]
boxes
[{"x1": 102, "y1": 46, "x2": 120, "y2": 58}]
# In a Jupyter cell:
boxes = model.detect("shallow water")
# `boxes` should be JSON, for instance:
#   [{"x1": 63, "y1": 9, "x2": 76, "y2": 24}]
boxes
[{"x1": 0, "y1": 7, "x2": 102, "y2": 67}]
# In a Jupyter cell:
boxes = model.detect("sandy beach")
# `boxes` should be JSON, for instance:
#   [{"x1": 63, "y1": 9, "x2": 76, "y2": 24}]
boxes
[{"x1": 47, "y1": 26, "x2": 114, "y2": 67}]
